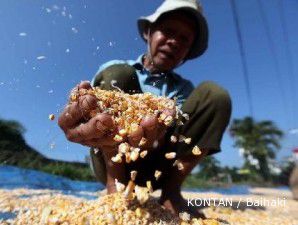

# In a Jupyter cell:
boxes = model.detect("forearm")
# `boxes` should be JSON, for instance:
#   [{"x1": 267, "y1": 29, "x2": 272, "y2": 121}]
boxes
[{"x1": 102, "y1": 146, "x2": 127, "y2": 193}]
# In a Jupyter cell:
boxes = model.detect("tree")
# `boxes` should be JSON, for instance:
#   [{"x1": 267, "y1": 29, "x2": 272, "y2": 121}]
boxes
[
  {"x1": 196, "y1": 156, "x2": 221, "y2": 179},
  {"x1": 230, "y1": 117, "x2": 283, "y2": 181}
]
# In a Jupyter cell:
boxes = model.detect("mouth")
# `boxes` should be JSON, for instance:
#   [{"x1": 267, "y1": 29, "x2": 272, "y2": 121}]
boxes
[{"x1": 158, "y1": 50, "x2": 175, "y2": 60}]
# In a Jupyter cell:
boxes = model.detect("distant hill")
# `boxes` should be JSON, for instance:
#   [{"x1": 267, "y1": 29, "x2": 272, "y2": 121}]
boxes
[{"x1": 0, "y1": 118, "x2": 95, "y2": 181}]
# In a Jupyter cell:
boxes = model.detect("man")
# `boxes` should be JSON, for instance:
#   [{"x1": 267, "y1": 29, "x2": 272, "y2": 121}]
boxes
[{"x1": 58, "y1": 0, "x2": 231, "y2": 217}]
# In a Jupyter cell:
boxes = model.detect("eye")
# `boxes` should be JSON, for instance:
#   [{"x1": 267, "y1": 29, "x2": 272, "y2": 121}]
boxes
[
  {"x1": 180, "y1": 35, "x2": 191, "y2": 46},
  {"x1": 162, "y1": 27, "x2": 175, "y2": 37}
]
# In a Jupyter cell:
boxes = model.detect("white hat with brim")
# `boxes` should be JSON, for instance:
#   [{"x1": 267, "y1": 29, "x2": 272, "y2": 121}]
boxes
[{"x1": 137, "y1": 0, "x2": 208, "y2": 60}]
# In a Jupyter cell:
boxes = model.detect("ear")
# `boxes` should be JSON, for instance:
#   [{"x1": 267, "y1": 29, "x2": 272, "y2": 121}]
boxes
[{"x1": 143, "y1": 24, "x2": 151, "y2": 42}]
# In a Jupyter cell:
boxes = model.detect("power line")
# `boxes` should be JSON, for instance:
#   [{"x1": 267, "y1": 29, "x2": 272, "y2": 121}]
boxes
[
  {"x1": 278, "y1": 0, "x2": 297, "y2": 127},
  {"x1": 230, "y1": 0, "x2": 254, "y2": 117},
  {"x1": 256, "y1": 0, "x2": 291, "y2": 127}
]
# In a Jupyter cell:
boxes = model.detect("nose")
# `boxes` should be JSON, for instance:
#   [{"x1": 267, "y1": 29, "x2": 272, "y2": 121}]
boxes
[{"x1": 167, "y1": 37, "x2": 180, "y2": 50}]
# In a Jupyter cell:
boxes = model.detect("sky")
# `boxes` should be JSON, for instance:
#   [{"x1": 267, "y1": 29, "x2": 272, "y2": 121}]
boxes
[{"x1": 0, "y1": 0, "x2": 297, "y2": 168}]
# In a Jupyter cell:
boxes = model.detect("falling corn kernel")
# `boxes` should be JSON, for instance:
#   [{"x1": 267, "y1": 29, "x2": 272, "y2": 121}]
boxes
[
  {"x1": 130, "y1": 170, "x2": 138, "y2": 181},
  {"x1": 182, "y1": 113, "x2": 190, "y2": 120},
  {"x1": 48, "y1": 114, "x2": 55, "y2": 120},
  {"x1": 115, "y1": 179, "x2": 125, "y2": 192},
  {"x1": 118, "y1": 142, "x2": 130, "y2": 154},
  {"x1": 134, "y1": 185, "x2": 150, "y2": 204},
  {"x1": 165, "y1": 152, "x2": 176, "y2": 159},
  {"x1": 178, "y1": 135, "x2": 186, "y2": 142},
  {"x1": 113, "y1": 134, "x2": 123, "y2": 142},
  {"x1": 146, "y1": 181, "x2": 153, "y2": 193},
  {"x1": 93, "y1": 148, "x2": 100, "y2": 154},
  {"x1": 130, "y1": 150, "x2": 139, "y2": 162},
  {"x1": 173, "y1": 159, "x2": 184, "y2": 170},
  {"x1": 170, "y1": 135, "x2": 178, "y2": 143},
  {"x1": 125, "y1": 152, "x2": 131, "y2": 163},
  {"x1": 184, "y1": 137, "x2": 191, "y2": 144},
  {"x1": 118, "y1": 129, "x2": 127, "y2": 136},
  {"x1": 124, "y1": 180, "x2": 135, "y2": 199},
  {"x1": 173, "y1": 160, "x2": 179, "y2": 167},
  {"x1": 111, "y1": 154, "x2": 122, "y2": 163},
  {"x1": 138, "y1": 137, "x2": 147, "y2": 146},
  {"x1": 177, "y1": 120, "x2": 184, "y2": 126},
  {"x1": 154, "y1": 170, "x2": 162, "y2": 180},
  {"x1": 192, "y1": 145, "x2": 202, "y2": 156},
  {"x1": 177, "y1": 162, "x2": 184, "y2": 171},
  {"x1": 140, "y1": 150, "x2": 148, "y2": 158}
]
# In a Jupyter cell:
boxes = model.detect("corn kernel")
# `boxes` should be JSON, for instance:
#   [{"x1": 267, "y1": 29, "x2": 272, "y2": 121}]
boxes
[
  {"x1": 154, "y1": 170, "x2": 162, "y2": 180},
  {"x1": 165, "y1": 152, "x2": 176, "y2": 159},
  {"x1": 113, "y1": 134, "x2": 123, "y2": 142},
  {"x1": 130, "y1": 150, "x2": 139, "y2": 162},
  {"x1": 170, "y1": 135, "x2": 178, "y2": 143},
  {"x1": 118, "y1": 142, "x2": 130, "y2": 154},
  {"x1": 146, "y1": 181, "x2": 153, "y2": 193},
  {"x1": 140, "y1": 150, "x2": 148, "y2": 158},
  {"x1": 111, "y1": 154, "x2": 122, "y2": 163},
  {"x1": 138, "y1": 137, "x2": 147, "y2": 146},
  {"x1": 115, "y1": 179, "x2": 125, "y2": 192},
  {"x1": 119, "y1": 129, "x2": 127, "y2": 136},
  {"x1": 48, "y1": 114, "x2": 55, "y2": 120},
  {"x1": 184, "y1": 137, "x2": 192, "y2": 144},
  {"x1": 164, "y1": 115, "x2": 174, "y2": 126},
  {"x1": 192, "y1": 145, "x2": 202, "y2": 156},
  {"x1": 130, "y1": 170, "x2": 137, "y2": 181}
]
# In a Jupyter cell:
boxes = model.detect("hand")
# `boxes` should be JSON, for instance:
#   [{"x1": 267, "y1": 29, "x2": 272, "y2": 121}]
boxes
[
  {"x1": 128, "y1": 108, "x2": 176, "y2": 149},
  {"x1": 58, "y1": 81, "x2": 118, "y2": 149}
]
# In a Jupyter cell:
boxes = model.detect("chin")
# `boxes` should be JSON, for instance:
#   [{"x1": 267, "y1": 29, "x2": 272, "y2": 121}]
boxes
[{"x1": 154, "y1": 59, "x2": 175, "y2": 72}]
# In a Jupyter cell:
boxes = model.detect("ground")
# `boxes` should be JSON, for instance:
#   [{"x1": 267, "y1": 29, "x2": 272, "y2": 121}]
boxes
[{"x1": 0, "y1": 187, "x2": 297, "y2": 224}]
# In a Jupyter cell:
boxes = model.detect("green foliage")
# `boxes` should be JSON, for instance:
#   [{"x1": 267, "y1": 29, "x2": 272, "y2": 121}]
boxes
[
  {"x1": 0, "y1": 118, "x2": 95, "y2": 181},
  {"x1": 183, "y1": 174, "x2": 214, "y2": 189},
  {"x1": 41, "y1": 163, "x2": 95, "y2": 181},
  {"x1": 230, "y1": 117, "x2": 284, "y2": 181}
]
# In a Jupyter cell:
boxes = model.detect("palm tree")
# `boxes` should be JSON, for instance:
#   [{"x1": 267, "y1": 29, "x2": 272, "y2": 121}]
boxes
[{"x1": 230, "y1": 117, "x2": 283, "y2": 181}]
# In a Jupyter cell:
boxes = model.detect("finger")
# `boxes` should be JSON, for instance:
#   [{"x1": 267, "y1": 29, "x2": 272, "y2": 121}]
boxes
[
  {"x1": 140, "y1": 115, "x2": 159, "y2": 142},
  {"x1": 78, "y1": 81, "x2": 92, "y2": 89},
  {"x1": 78, "y1": 94, "x2": 98, "y2": 116},
  {"x1": 58, "y1": 101, "x2": 83, "y2": 131},
  {"x1": 128, "y1": 125, "x2": 144, "y2": 147},
  {"x1": 69, "y1": 81, "x2": 92, "y2": 100},
  {"x1": 65, "y1": 113, "x2": 115, "y2": 142},
  {"x1": 59, "y1": 94, "x2": 97, "y2": 130},
  {"x1": 161, "y1": 108, "x2": 176, "y2": 120},
  {"x1": 82, "y1": 135, "x2": 118, "y2": 148}
]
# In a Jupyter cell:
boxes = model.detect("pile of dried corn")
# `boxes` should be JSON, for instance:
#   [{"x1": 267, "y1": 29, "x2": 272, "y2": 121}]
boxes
[{"x1": 0, "y1": 189, "x2": 221, "y2": 225}]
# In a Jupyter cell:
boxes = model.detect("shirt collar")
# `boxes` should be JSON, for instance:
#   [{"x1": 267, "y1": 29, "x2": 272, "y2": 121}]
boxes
[{"x1": 132, "y1": 54, "x2": 174, "y2": 78}]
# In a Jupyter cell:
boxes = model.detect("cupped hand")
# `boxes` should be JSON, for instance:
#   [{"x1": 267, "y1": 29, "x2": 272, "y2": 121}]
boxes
[{"x1": 58, "y1": 81, "x2": 118, "y2": 149}]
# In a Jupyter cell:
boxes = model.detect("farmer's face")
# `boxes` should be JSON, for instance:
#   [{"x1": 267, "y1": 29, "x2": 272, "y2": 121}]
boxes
[{"x1": 146, "y1": 13, "x2": 196, "y2": 71}]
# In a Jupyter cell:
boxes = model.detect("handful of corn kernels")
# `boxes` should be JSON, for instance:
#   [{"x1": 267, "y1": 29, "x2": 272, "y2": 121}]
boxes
[
  {"x1": 71, "y1": 87, "x2": 177, "y2": 136},
  {"x1": 70, "y1": 87, "x2": 180, "y2": 162}
]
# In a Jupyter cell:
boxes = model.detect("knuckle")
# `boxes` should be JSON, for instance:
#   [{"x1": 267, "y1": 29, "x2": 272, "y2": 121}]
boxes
[{"x1": 66, "y1": 132, "x2": 75, "y2": 142}]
